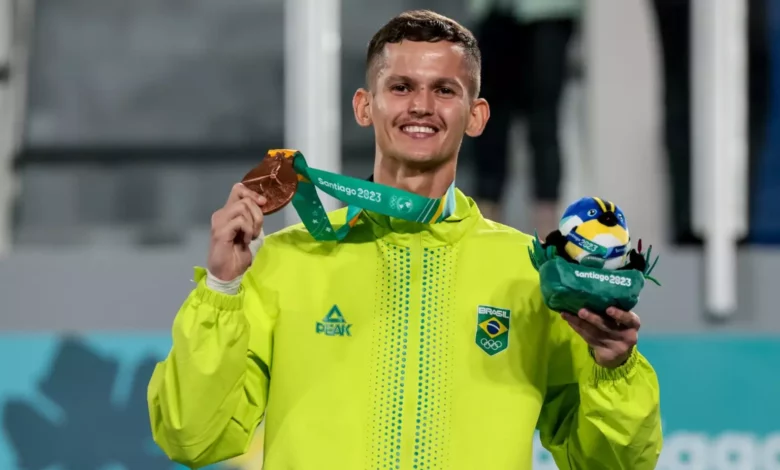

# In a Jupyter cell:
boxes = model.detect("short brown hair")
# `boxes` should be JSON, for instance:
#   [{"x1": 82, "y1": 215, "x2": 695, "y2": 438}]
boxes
[{"x1": 365, "y1": 10, "x2": 481, "y2": 98}]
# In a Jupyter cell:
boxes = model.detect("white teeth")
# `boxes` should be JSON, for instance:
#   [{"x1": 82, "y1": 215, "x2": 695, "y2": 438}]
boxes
[{"x1": 403, "y1": 125, "x2": 435, "y2": 134}]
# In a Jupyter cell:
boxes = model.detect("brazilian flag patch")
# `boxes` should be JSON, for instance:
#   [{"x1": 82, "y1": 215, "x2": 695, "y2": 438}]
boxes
[{"x1": 475, "y1": 305, "x2": 510, "y2": 356}]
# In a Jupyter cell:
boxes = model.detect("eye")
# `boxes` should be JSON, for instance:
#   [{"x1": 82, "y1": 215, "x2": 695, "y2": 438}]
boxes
[
  {"x1": 390, "y1": 84, "x2": 410, "y2": 93},
  {"x1": 587, "y1": 209, "x2": 597, "y2": 217},
  {"x1": 437, "y1": 87, "x2": 454, "y2": 95}
]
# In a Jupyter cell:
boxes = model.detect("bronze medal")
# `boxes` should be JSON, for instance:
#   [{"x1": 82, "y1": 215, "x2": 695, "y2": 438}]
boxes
[{"x1": 241, "y1": 150, "x2": 299, "y2": 215}]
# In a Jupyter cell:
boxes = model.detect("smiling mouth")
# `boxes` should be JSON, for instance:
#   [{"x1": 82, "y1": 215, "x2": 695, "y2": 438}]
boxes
[{"x1": 400, "y1": 125, "x2": 439, "y2": 137}]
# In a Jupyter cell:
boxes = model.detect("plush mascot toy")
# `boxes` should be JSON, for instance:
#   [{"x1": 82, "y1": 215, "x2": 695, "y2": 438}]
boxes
[{"x1": 528, "y1": 197, "x2": 661, "y2": 315}]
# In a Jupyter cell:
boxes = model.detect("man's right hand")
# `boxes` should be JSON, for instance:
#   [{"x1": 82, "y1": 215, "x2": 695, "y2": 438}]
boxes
[{"x1": 207, "y1": 183, "x2": 267, "y2": 281}]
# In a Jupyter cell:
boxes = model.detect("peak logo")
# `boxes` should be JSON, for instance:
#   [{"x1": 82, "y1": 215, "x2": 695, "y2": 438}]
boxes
[{"x1": 315, "y1": 305, "x2": 352, "y2": 337}]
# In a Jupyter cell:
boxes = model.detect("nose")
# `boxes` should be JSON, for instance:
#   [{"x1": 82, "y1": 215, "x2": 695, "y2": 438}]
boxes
[
  {"x1": 598, "y1": 212, "x2": 618, "y2": 227},
  {"x1": 409, "y1": 89, "x2": 434, "y2": 116}
]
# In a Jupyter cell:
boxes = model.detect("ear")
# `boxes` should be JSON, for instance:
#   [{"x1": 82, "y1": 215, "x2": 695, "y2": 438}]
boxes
[
  {"x1": 465, "y1": 98, "x2": 490, "y2": 138},
  {"x1": 352, "y1": 88, "x2": 373, "y2": 127}
]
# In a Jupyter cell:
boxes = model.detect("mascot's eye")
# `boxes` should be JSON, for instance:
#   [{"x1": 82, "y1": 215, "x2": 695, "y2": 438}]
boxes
[{"x1": 587, "y1": 209, "x2": 597, "y2": 217}]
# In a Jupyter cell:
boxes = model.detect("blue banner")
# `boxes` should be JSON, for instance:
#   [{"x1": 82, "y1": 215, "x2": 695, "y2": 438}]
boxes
[
  {"x1": 0, "y1": 334, "x2": 777, "y2": 469},
  {"x1": 751, "y1": 0, "x2": 780, "y2": 244}
]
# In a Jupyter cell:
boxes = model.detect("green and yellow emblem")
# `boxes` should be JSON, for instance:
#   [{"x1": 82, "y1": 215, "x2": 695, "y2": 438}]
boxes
[{"x1": 475, "y1": 305, "x2": 510, "y2": 356}]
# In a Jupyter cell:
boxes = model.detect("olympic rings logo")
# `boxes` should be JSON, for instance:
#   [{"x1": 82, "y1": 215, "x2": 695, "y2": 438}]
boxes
[{"x1": 480, "y1": 338, "x2": 503, "y2": 350}]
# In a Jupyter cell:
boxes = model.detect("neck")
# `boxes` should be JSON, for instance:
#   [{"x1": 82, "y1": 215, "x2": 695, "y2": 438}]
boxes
[{"x1": 373, "y1": 154, "x2": 456, "y2": 198}]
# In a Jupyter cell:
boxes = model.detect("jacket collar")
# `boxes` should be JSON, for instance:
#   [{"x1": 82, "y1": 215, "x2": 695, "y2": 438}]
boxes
[{"x1": 358, "y1": 177, "x2": 480, "y2": 246}]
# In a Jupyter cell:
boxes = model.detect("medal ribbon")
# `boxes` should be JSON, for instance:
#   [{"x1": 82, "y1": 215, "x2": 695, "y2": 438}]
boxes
[{"x1": 274, "y1": 149, "x2": 456, "y2": 241}]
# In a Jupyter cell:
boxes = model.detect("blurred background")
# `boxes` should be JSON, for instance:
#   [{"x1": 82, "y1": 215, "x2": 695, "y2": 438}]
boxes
[{"x1": 0, "y1": 0, "x2": 778, "y2": 468}]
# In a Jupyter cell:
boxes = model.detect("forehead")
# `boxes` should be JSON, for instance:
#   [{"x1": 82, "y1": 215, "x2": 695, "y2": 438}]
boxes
[{"x1": 376, "y1": 40, "x2": 468, "y2": 82}]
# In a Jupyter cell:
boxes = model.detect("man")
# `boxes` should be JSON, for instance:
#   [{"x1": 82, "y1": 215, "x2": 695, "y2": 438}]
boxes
[{"x1": 147, "y1": 10, "x2": 662, "y2": 469}]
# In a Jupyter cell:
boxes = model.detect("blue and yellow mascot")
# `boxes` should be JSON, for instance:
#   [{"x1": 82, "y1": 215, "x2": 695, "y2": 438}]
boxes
[{"x1": 528, "y1": 197, "x2": 660, "y2": 315}]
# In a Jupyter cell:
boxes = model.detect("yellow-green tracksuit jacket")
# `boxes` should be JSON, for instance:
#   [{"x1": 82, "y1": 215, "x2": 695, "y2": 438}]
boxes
[{"x1": 147, "y1": 188, "x2": 663, "y2": 469}]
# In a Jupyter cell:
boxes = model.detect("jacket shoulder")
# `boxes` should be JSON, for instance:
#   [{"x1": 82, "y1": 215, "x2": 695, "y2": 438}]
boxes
[
  {"x1": 263, "y1": 206, "x2": 350, "y2": 248},
  {"x1": 246, "y1": 207, "x2": 350, "y2": 280},
  {"x1": 472, "y1": 217, "x2": 537, "y2": 247}
]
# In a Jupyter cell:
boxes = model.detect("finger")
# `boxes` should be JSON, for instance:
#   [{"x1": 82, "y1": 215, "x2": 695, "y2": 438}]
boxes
[
  {"x1": 226, "y1": 183, "x2": 267, "y2": 206},
  {"x1": 237, "y1": 199, "x2": 261, "y2": 238},
  {"x1": 225, "y1": 183, "x2": 251, "y2": 205},
  {"x1": 240, "y1": 198, "x2": 265, "y2": 238},
  {"x1": 564, "y1": 315, "x2": 607, "y2": 347},
  {"x1": 562, "y1": 312, "x2": 608, "y2": 345},
  {"x1": 577, "y1": 309, "x2": 622, "y2": 337},
  {"x1": 215, "y1": 215, "x2": 252, "y2": 244},
  {"x1": 216, "y1": 215, "x2": 254, "y2": 245},
  {"x1": 606, "y1": 307, "x2": 641, "y2": 330},
  {"x1": 218, "y1": 200, "x2": 256, "y2": 226},
  {"x1": 242, "y1": 188, "x2": 267, "y2": 208},
  {"x1": 563, "y1": 312, "x2": 603, "y2": 336}
]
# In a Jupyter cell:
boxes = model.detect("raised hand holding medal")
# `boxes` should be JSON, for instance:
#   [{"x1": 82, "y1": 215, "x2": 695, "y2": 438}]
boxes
[
  {"x1": 206, "y1": 151, "x2": 301, "y2": 282},
  {"x1": 206, "y1": 182, "x2": 267, "y2": 282}
]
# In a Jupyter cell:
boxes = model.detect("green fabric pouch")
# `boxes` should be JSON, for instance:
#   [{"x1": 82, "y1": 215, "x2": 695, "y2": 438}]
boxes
[{"x1": 528, "y1": 232, "x2": 660, "y2": 315}]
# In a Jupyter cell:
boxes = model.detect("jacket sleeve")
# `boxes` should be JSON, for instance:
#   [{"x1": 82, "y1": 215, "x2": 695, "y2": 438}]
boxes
[
  {"x1": 147, "y1": 258, "x2": 278, "y2": 469},
  {"x1": 536, "y1": 311, "x2": 663, "y2": 469}
]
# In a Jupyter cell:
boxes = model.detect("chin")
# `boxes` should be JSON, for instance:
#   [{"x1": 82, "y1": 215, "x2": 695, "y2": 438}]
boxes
[
  {"x1": 396, "y1": 142, "x2": 446, "y2": 161},
  {"x1": 397, "y1": 150, "x2": 446, "y2": 167}
]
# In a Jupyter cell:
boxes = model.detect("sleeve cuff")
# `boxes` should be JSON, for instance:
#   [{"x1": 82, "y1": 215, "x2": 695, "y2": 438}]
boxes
[
  {"x1": 206, "y1": 270, "x2": 243, "y2": 295},
  {"x1": 589, "y1": 346, "x2": 640, "y2": 385},
  {"x1": 192, "y1": 266, "x2": 244, "y2": 311}
]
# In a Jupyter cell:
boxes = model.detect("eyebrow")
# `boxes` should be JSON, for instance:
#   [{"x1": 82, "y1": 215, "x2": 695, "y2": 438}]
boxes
[
  {"x1": 385, "y1": 75, "x2": 464, "y2": 90},
  {"x1": 432, "y1": 77, "x2": 463, "y2": 90},
  {"x1": 385, "y1": 74, "x2": 414, "y2": 84}
]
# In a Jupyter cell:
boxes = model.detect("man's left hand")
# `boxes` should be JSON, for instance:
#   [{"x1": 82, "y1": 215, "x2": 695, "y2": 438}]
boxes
[{"x1": 561, "y1": 307, "x2": 640, "y2": 369}]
